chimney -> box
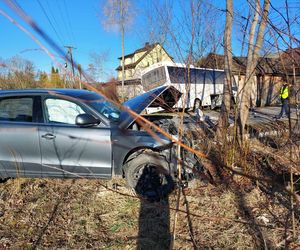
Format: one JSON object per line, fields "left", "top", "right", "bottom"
{"left": 145, "top": 42, "right": 150, "bottom": 47}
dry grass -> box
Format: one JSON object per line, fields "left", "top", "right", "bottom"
{"left": 0, "top": 173, "right": 299, "bottom": 249}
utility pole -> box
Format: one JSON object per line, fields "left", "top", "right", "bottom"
{"left": 64, "top": 45, "right": 76, "bottom": 80}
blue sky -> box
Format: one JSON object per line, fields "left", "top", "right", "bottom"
{"left": 0, "top": 0, "right": 298, "bottom": 81}
{"left": 0, "top": 0, "right": 169, "bottom": 80}
{"left": 0, "top": 0, "right": 127, "bottom": 79}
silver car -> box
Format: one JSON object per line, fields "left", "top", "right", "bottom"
{"left": 0, "top": 86, "right": 182, "bottom": 197}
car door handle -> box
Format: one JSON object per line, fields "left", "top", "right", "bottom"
{"left": 41, "top": 133, "right": 56, "bottom": 140}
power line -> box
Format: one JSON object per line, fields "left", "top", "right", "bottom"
{"left": 36, "top": 0, "right": 64, "bottom": 47}
{"left": 63, "top": 0, "right": 76, "bottom": 47}
{"left": 44, "top": 0, "right": 67, "bottom": 46}
{"left": 56, "top": 0, "right": 73, "bottom": 45}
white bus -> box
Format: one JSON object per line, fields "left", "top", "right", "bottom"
{"left": 141, "top": 62, "right": 237, "bottom": 111}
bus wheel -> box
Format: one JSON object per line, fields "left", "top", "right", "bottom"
{"left": 193, "top": 99, "right": 202, "bottom": 112}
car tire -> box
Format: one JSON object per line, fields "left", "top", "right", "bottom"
{"left": 124, "top": 152, "right": 175, "bottom": 201}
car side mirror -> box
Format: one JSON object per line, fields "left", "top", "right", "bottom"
{"left": 75, "top": 114, "right": 100, "bottom": 127}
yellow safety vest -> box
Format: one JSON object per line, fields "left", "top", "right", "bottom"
{"left": 280, "top": 85, "right": 289, "bottom": 99}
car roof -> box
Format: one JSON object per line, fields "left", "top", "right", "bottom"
{"left": 0, "top": 88, "right": 97, "bottom": 98}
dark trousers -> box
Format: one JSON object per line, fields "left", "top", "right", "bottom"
{"left": 278, "top": 98, "right": 289, "bottom": 118}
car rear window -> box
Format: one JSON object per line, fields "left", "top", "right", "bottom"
{"left": 0, "top": 97, "right": 33, "bottom": 122}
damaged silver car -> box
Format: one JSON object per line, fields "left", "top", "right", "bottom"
{"left": 0, "top": 86, "right": 186, "bottom": 198}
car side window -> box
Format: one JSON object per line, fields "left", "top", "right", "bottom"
{"left": 0, "top": 97, "right": 33, "bottom": 122}
{"left": 44, "top": 98, "right": 86, "bottom": 125}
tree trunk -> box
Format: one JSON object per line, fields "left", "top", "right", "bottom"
{"left": 217, "top": 0, "right": 233, "bottom": 137}
{"left": 238, "top": 0, "right": 270, "bottom": 140}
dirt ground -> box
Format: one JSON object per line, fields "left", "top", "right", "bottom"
{"left": 0, "top": 174, "right": 299, "bottom": 249}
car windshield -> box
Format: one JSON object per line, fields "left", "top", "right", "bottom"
{"left": 89, "top": 100, "right": 120, "bottom": 121}
{"left": 77, "top": 92, "right": 121, "bottom": 121}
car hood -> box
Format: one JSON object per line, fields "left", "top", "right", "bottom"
{"left": 118, "top": 85, "right": 181, "bottom": 129}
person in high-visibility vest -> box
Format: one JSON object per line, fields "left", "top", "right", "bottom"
{"left": 275, "top": 82, "right": 289, "bottom": 119}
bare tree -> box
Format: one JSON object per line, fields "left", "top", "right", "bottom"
{"left": 217, "top": 0, "right": 233, "bottom": 136}
{"left": 141, "top": 0, "right": 223, "bottom": 65}
{"left": 87, "top": 51, "right": 109, "bottom": 82}
{"left": 140, "top": 0, "right": 173, "bottom": 46}
{"left": 237, "top": 0, "right": 270, "bottom": 140}
{"left": 101, "top": 0, "right": 134, "bottom": 101}
{"left": 77, "top": 63, "right": 82, "bottom": 89}
{"left": 0, "top": 56, "right": 37, "bottom": 89}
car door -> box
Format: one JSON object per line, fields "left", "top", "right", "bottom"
{"left": 38, "top": 96, "right": 112, "bottom": 178}
{"left": 0, "top": 95, "right": 41, "bottom": 178}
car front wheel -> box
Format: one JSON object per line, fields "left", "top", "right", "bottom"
{"left": 124, "top": 152, "right": 175, "bottom": 201}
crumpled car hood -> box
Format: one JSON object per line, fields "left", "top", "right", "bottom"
{"left": 118, "top": 85, "right": 181, "bottom": 129}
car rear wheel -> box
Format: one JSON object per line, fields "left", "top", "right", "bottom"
{"left": 124, "top": 152, "right": 175, "bottom": 201}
